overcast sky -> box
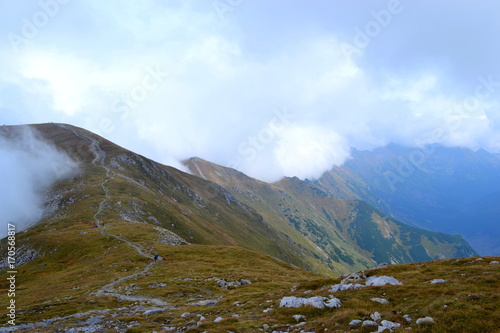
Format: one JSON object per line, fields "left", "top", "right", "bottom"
{"left": 1, "top": 0, "right": 500, "bottom": 182}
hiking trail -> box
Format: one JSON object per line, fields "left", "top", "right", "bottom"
{"left": 57, "top": 124, "right": 167, "bottom": 306}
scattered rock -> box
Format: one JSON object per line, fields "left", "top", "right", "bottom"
{"left": 362, "top": 320, "right": 378, "bottom": 327}
{"left": 188, "top": 299, "right": 219, "bottom": 306}
{"left": 366, "top": 276, "right": 402, "bottom": 287}
{"left": 67, "top": 326, "right": 103, "bottom": 333}
{"left": 279, "top": 296, "right": 342, "bottom": 309}
{"left": 468, "top": 294, "right": 483, "bottom": 301}
{"left": 154, "top": 226, "right": 189, "bottom": 245}
{"left": 341, "top": 271, "right": 367, "bottom": 284}
{"left": 349, "top": 319, "right": 362, "bottom": 326}
{"left": 85, "top": 316, "right": 104, "bottom": 325}
{"left": 0, "top": 243, "right": 43, "bottom": 270}
{"left": 371, "top": 297, "right": 390, "bottom": 304}
{"left": 325, "top": 297, "right": 342, "bottom": 308}
{"left": 214, "top": 278, "right": 252, "bottom": 289}
{"left": 376, "top": 262, "right": 390, "bottom": 268}
{"left": 404, "top": 314, "right": 412, "bottom": 323}
{"left": 490, "top": 261, "right": 499, "bottom": 264}
{"left": 293, "top": 315, "right": 306, "bottom": 322}
{"left": 143, "top": 308, "right": 163, "bottom": 316}
{"left": 371, "top": 311, "right": 382, "bottom": 321}
{"left": 214, "top": 317, "right": 223, "bottom": 323}
{"left": 429, "top": 279, "right": 446, "bottom": 284}
{"left": 416, "top": 317, "right": 435, "bottom": 325}
{"left": 380, "top": 320, "right": 401, "bottom": 330}
{"left": 329, "top": 283, "right": 365, "bottom": 292}
{"left": 180, "top": 312, "right": 190, "bottom": 318}
{"left": 263, "top": 324, "right": 270, "bottom": 329}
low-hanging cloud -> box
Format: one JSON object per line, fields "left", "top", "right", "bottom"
{"left": 0, "top": 126, "right": 79, "bottom": 238}
{"left": 1, "top": 1, "right": 500, "bottom": 183}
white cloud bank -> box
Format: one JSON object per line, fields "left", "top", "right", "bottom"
{"left": 0, "top": 1, "right": 500, "bottom": 182}
{"left": 0, "top": 127, "right": 79, "bottom": 237}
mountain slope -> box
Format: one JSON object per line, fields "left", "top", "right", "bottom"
{"left": 313, "top": 144, "right": 500, "bottom": 255}
{"left": 1, "top": 124, "right": 475, "bottom": 278}
{"left": 184, "top": 157, "right": 475, "bottom": 270}
{"left": 0, "top": 123, "right": 322, "bottom": 273}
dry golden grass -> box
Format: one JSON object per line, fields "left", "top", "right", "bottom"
{"left": 1, "top": 217, "right": 498, "bottom": 332}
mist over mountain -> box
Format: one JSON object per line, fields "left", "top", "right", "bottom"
{"left": 0, "top": 126, "right": 79, "bottom": 238}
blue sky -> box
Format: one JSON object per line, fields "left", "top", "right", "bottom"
{"left": 1, "top": 0, "right": 500, "bottom": 181}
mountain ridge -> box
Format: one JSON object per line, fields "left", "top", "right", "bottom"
{"left": 2, "top": 123, "right": 497, "bottom": 333}
{"left": 311, "top": 144, "right": 500, "bottom": 255}
{"left": 183, "top": 155, "right": 475, "bottom": 268}
{"left": 1, "top": 123, "right": 476, "bottom": 277}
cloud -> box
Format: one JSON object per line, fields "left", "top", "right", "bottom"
{"left": 275, "top": 125, "right": 351, "bottom": 180}
{"left": 0, "top": 126, "right": 79, "bottom": 237}
{"left": 1, "top": 1, "right": 500, "bottom": 182}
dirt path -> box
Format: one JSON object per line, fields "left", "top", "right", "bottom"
{"left": 58, "top": 125, "right": 166, "bottom": 306}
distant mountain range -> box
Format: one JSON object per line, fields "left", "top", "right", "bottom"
{"left": 0, "top": 123, "right": 475, "bottom": 277}
{"left": 312, "top": 144, "right": 500, "bottom": 256}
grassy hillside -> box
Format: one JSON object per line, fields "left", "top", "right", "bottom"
{"left": 26, "top": 123, "right": 323, "bottom": 273}
{"left": 0, "top": 216, "right": 498, "bottom": 332}
{"left": 184, "top": 157, "right": 476, "bottom": 272}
